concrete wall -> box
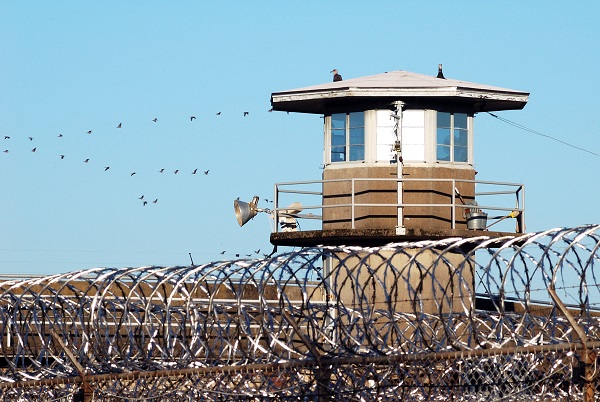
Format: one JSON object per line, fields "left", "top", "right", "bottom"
{"left": 322, "top": 165, "right": 476, "bottom": 231}
{"left": 327, "top": 248, "right": 474, "bottom": 350}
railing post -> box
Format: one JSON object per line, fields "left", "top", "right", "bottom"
{"left": 274, "top": 183, "right": 279, "bottom": 233}
{"left": 451, "top": 179, "right": 456, "bottom": 230}
{"left": 351, "top": 179, "right": 355, "bottom": 229}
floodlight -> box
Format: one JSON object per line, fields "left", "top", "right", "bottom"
{"left": 234, "top": 196, "right": 303, "bottom": 232}
{"left": 234, "top": 196, "right": 260, "bottom": 227}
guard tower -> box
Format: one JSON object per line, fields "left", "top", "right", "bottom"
{"left": 267, "top": 66, "right": 529, "bottom": 247}
{"left": 234, "top": 67, "right": 529, "bottom": 320}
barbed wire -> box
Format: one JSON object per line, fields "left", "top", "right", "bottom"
{"left": 1, "top": 224, "right": 600, "bottom": 400}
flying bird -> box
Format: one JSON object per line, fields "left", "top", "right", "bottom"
{"left": 216, "top": 112, "right": 221, "bottom": 115}
{"left": 331, "top": 69, "right": 342, "bottom": 82}
{"left": 3, "top": 150, "right": 8, "bottom": 153}
{"left": 60, "top": 154, "right": 65, "bottom": 159}
{"left": 117, "top": 123, "right": 122, "bottom": 128}
{"left": 31, "top": 147, "right": 36, "bottom": 152}
{"left": 268, "top": 108, "right": 273, "bottom": 112}
{"left": 86, "top": 130, "right": 92, "bottom": 134}
{"left": 83, "top": 158, "right": 90, "bottom": 163}
{"left": 220, "top": 251, "right": 226, "bottom": 255}
{"left": 152, "top": 118, "right": 158, "bottom": 122}
{"left": 143, "top": 201, "right": 148, "bottom": 206}
{"left": 130, "top": 172, "right": 136, "bottom": 176}
{"left": 58, "top": 133, "right": 63, "bottom": 138}
{"left": 254, "top": 249, "right": 260, "bottom": 254}
{"left": 3, "top": 136, "right": 9, "bottom": 140}
{"left": 192, "top": 168, "right": 197, "bottom": 174}
{"left": 104, "top": 166, "right": 110, "bottom": 171}
{"left": 138, "top": 195, "right": 144, "bottom": 200}
{"left": 152, "top": 199, "right": 158, "bottom": 204}
{"left": 28, "top": 137, "right": 33, "bottom": 141}
{"left": 243, "top": 112, "right": 249, "bottom": 116}
{"left": 159, "top": 168, "right": 165, "bottom": 173}
{"left": 204, "top": 170, "right": 209, "bottom": 175}
{"left": 190, "top": 116, "right": 196, "bottom": 121}
{"left": 174, "top": 169, "right": 179, "bottom": 174}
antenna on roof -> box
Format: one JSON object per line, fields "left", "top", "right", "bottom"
{"left": 437, "top": 64, "right": 445, "bottom": 79}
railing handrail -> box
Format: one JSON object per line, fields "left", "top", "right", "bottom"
{"left": 273, "top": 178, "right": 525, "bottom": 234}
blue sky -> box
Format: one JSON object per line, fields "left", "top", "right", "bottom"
{"left": 1, "top": 2, "right": 599, "bottom": 274}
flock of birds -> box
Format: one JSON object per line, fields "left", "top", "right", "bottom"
{"left": 1, "top": 109, "right": 282, "bottom": 259}
{"left": 2, "top": 70, "right": 343, "bottom": 260}
{"left": 2, "top": 118, "right": 216, "bottom": 207}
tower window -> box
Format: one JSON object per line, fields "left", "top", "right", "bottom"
{"left": 436, "top": 112, "right": 469, "bottom": 163}
{"left": 330, "top": 112, "right": 364, "bottom": 162}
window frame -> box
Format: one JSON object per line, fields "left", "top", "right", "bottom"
{"left": 325, "top": 111, "right": 365, "bottom": 164}
{"left": 435, "top": 111, "right": 472, "bottom": 164}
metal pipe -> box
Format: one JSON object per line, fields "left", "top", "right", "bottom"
{"left": 392, "top": 101, "right": 405, "bottom": 235}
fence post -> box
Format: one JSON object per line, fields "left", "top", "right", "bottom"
{"left": 548, "top": 287, "right": 596, "bottom": 401}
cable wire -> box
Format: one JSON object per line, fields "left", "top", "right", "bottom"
{"left": 487, "top": 112, "right": 600, "bottom": 158}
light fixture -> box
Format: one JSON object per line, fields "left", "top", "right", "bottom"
{"left": 234, "top": 196, "right": 262, "bottom": 227}
{"left": 234, "top": 196, "right": 303, "bottom": 232}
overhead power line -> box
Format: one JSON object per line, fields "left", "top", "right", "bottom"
{"left": 487, "top": 112, "right": 600, "bottom": 158}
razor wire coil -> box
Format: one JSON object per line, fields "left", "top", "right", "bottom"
{"left": 1, "top": 225, "right": 600, "bottom": 400}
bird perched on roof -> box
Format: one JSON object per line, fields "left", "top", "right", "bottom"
{"left": 331, "top": 69, "right": 342, "bottom": 82}
{"left": 436, "top": 64, "right": 445, "bottom": 79}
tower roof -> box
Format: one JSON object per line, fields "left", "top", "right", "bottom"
{"left": 271, "top": 70, "right": 529, "bottom": 114}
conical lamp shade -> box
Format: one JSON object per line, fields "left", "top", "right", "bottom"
{"left": 234, "top": 199, "right": 257, "bottom": 227}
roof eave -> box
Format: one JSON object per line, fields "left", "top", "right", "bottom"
{"left": 271, "top": 87, "right": 529, "bottom": 114}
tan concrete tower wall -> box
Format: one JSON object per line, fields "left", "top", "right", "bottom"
{"left": 326, "top": 248, "right": 474, "bottom": 349}
{"left": 322, "top": 165, "right": 476, "bottom": 231}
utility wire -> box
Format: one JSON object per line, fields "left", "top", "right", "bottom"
{"left": 487, "top": 112, "right": 600, "bottom": 158}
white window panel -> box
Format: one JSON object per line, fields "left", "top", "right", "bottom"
{"left": 377, "top": 143, "right": 396, "bottom": 161}
{"left": 402, "top": 126, "right": 425, "bottom": 145}
{"left": 402, "top": 110, "right": 425, "bottom": 128}
{"left": 403, "top": 144, "right": 425, "bottom": 161}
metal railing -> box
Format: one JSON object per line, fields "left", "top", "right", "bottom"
{"left": 273, "top": 177, "right": 525, "bottom": 233}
